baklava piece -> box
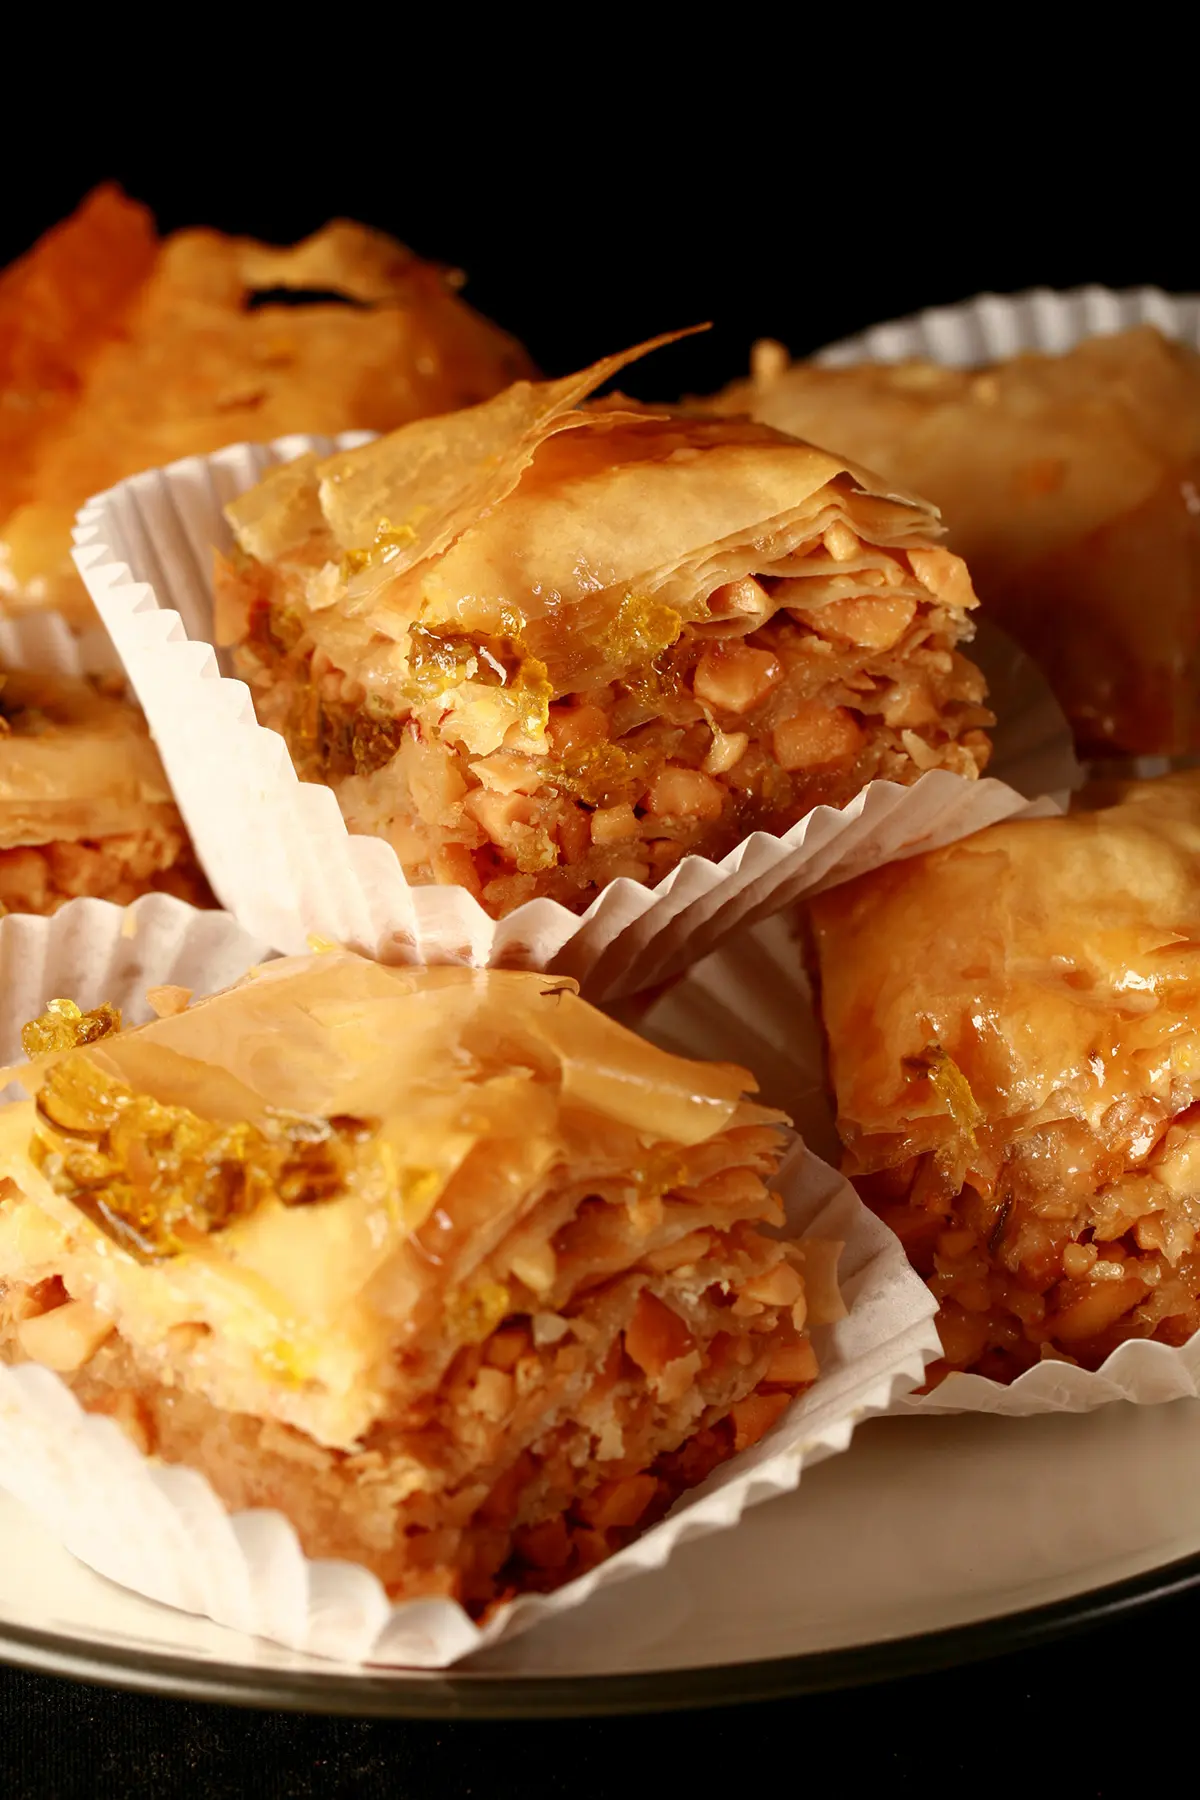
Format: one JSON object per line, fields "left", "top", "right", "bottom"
{"left": 0, "top": 954, "right": 839, "bottom": 1612}
{"left": 0, "top": 667, "right": 207, "bottom": 914}
{"left": 219, "top": 344, "right": 991, "bottom": 919}
{"left": 810, "top": 772, "right": 1200, "bottom": 1384}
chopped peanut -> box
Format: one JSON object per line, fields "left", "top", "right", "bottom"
{"left": 508, "top": 1242, "right": 557, "bottom": 1294}
{"left": 555, "top": 803, "right": 591, "bottom": 864}
{"left": 575, "top": 1474, "right": 660, "bottom": 1531}
{"left": 470, "top": 752, "right": 543, "bottom": 795}
{"left": 685, "top": 1168, "right": 768, "bottom": 1210}
{"left": 794, "top": 593, "right": 918, "bottom": 651}
{"left": 465, "top": 788, "right": 539, "bottom": 847}
{"left": 1052, "top": 1276, "right": 1147, "bottom": 1344}
{"left": 643, "top": 1230, "right": 715, "bottom": 1272}
{"left": 693, "top": 645, "right": 783, "bottom": 715}
{"left": 763, "top": 1338, "right": 820, "bottom": 1386}
{"left": 469, "top": 1367, "right": 515, "bottom": 1421}
{"left": 740, "top": 1261, "right": 804, "bottom": 1308}
{"left": 881, "top": 676, "right": 939, "bottom": 729}
{"left": 646, "top": 766, "right": 725, "bottom": 822}
{"left": 656, "top": 1348, "right": 703, "bottom": 1405}
{"left": 591, "top": 802, "right": 640, "bottom": 845}
{"left": 18, "top": 1298, "right": 114, "bottom": 1372}
{"left": 730, "top": 1389, "right": 791, "bottom": 1452}
{"left": 403, "top": 732, "right": 469, "bottom": 826}
{"left": 907, "top": 547, "right": 978, "bottom": 611}
{"left": 1061, "top": 1243, "right": 1099, "bottom": 1279}
{"left": 624, "top": 1290, "right": 696, "bottom": 1377}
{"left": 702, "top": 727, "right": 749, "bottom": 776}
{"left": 822, "top": 520, "right": 860, "bottom": 563}
{"left": 731, "top": 1293, "right": 765, "bottom": 1318}
{"left": 571, "top": 1527, "right": 612, "bottom": 1572}
{"left": 547, "top": 704, "right": 611, "bottom": 757}
{"left": 145, "top": 984, "right": 192, "bottom": 1019}
{"left": 900, "top": 730, "right": 942, "bottom": 771}
{"left": 484, "top": 1325, "right": 532, "bottom": 1371}
{"left": 773, "top": 703, "right": 864, "bottom": 771}
{"left": 707, "top": 577, "right": 771, "bottom": 619}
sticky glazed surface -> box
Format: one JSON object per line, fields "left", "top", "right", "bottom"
{"left": 0, "top": 955, "right": 839, "bottom": 1610}
{"left": 0, "top": 667, "right": 208, "bottom": 914}
{"left": 220, "top": 353, "right": 991, "bottom": 920}
{"left": 810, "top": 772, "right": 1200, "bottom": 1386}
{"left": 711, "top": 328, "right": 1200, "bottom": 758}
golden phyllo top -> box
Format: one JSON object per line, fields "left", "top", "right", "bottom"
{"left": 219, "top": 336, "right": 975, "bottom": 753}
{"left": 0, "top": 955, "right": 781, "bottom": 1447}
{"left": 810, "top": 772, "right": 1200, "bottom": 1169}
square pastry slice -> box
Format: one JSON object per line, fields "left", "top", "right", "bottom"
{"left": 218, "top": 341, "right": 992, "bottom": 920}
{"left": 0, "top": 955, "right": 837, "bottom": 1612}
{"left": 810, "top": 772, "right": 1200, "bottom": 1385}
{"left": 0, "top": 667, "right": 206, "bottom": 914}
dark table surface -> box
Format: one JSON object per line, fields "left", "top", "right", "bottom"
{"left": 0, "top": 1590, "right": 1188, "bottom": 1799}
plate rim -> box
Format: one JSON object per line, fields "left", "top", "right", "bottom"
{"left": 3, "top": 1548, "right": 1199, "bottom": 1719}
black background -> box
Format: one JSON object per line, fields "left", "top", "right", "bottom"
{"left": 3, "top": 84, "right": 1195, "bottom": 406}
{"left": 2, "top": 60, "right": 1197, "bottom": 1797}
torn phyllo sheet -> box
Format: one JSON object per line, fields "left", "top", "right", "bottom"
{"left": 0, "top": 953, "right": 840, "bottom": 1614}
{"left": 809, "top": 770, "right": 1200, "bottom": 1388}
{"left": 218, "top": 336, "right": 992, "bottom": 921}
{"left": 0, "top": 666, "right": 208, "bottom": 914}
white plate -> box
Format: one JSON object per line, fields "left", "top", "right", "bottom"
{"left": 2, "top": 1398, "right": 1198, "bottom": 1715}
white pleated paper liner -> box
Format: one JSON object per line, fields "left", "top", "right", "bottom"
{"left": 815, "top": 284, "right": 1200, "bottom": 368}
{"left": 0, "top": 609, "right": 119, "bottom": 681}
{"left": 636, "top": 911, "right": 1200, "bottom": 1419}
{"left": 0, "top": 898, "right": 940, "bottom": 1667}
{"left": 0, "top": 891, "right": 273, "bottom": 1068}
{"left": 71, "top": 433, "right": 1075, "bottom": 1004}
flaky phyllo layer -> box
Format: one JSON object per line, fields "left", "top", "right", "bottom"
{"left": 810, "top": 772, "right": 1200, "bottom": 1386}
{"left": 218, "top": 338, "right": 992, "bottom": 920}
{"left": 0, "top": 956, "right": 839, "bottom": 1610}
{"left": 0, "top": 666, "right": 205, "bottom": 914}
